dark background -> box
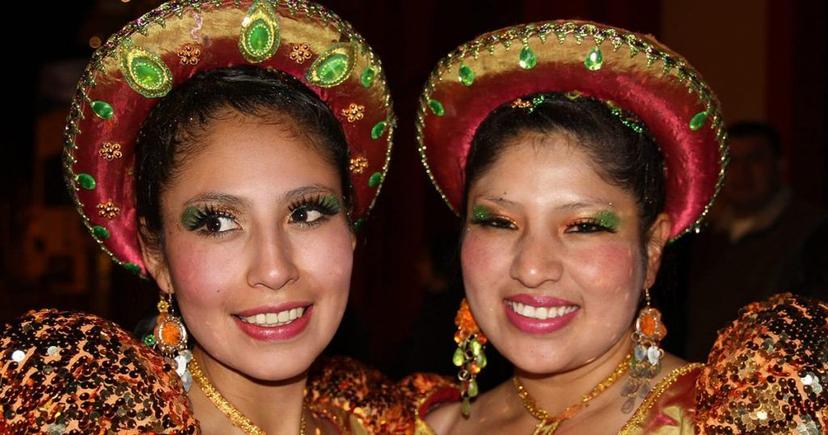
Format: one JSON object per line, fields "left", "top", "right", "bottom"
{"left": 1, "top": 0, "right": 825, "bottom": 387}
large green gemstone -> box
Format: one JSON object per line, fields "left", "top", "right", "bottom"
{"left": 428, "top": 99, "right": 445, "bottom": 116}
{"left": 584, "top": 47, "right": 604, "bottom": 71}
{"left": 459, "top": 63, "right": 475, "bottom": 86}
{"left": 247, "top": 20, "right": 271, "bottom": 54}
{"left": 132, "top": 57, "right": 165, "bottom": 90}
{"left": 690, "top": 111, "right": 708, "bottom": 131}
{"left": 371, "top": 120, "right": 387, "bottom": 140}
{"left": 519, "top": 46, "right": 537, "bottom": 70}
{"left": 368, "top": 172, "right": 383, "bottom": 188}
{"left": 123, "top": 263, "right": 141, "bottom": 274}
{"left": 307, "top": 43, "right": 355, "bottom": 88}
{"left": 360, "top": 67, "right": 376, "bottom": 88}
{"left": 76, "top": 173, "right": 96, "bottom": 190}
{"left": 119, "top": 43, "right": 173, "bottom": 98}
{"left": 91, "top": 101, "right": 114, "bottom": 120}
{"left": 239, "top": 0, "right": 280, "bottom": 63}
{"left": 92, "top": 225, "right": 110, "bottom": 240}
{"left": 317, "top": 54, "right": 348, "bottom": 84}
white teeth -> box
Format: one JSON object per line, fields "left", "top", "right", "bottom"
{"left": 508, "top": 301, "right": 577, "bottom": 320}
{"left": 536, "top": 307, "right": 548, "bottom": 320}
{"left": 241, "top": 307, "right": 306, "bottom": 327}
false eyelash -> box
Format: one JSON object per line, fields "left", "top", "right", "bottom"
{"left": 288, "top": 194, "right": 341, "bottom": 216}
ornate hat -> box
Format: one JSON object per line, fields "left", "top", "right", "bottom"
{"left": 417, "top": 21, "right": 727, "bottom": 240}
{"left": 64, "top": 0, "right": 394, "bottom": 275}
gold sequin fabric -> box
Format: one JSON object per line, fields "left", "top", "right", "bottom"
{"left": 307, "top": 356, "right": 454, "bottom": 433}
{"left": 696, "top": 293, "right": 828, "bottom": 434}
{"left": 0, "top": 309, "right": 198, "bottom": 434}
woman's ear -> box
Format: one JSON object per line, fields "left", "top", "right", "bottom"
{"left": 138, "top": 218, "right": 173, "bottom": 294}
{"left": 643, "top": 213, "right": 672, "bottom": 289}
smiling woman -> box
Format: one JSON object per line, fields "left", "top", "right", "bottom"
{"left": 135, "top": 68, "right": 355, "bottom": 389}
{"left": 0, "top": 1, "right": 401, "bottom": 433}
{"left": 415, "top": 20, "right": 827, "bottom": 435}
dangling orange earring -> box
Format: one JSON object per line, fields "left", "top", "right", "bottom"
{"left": 452, "top": 298, "right": 488, "bottom": 417}
{"left": 144, "top": 292, "right": 192, "bottom": 390}
{"left": 622, "top": 287, "right": 667, "bottom": 413}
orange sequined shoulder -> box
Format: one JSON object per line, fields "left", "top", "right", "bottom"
{"left": 0, "top": 309, "right": 198, "bottom": 433}
{"left": 307, "top": 357, "right": 459, "bottom": 434}
{"left": 696, "top": 293, "right": 828, "bottom": 434}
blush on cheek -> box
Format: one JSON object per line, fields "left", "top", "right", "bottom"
{"left": 460, "top": 233, "right": 499, "bottom": 275}
{"left": 165, "top": 238, "right": 232, "bottom": 302}
{"left": 570, "top": 242, "right": 641, "bottom": 295}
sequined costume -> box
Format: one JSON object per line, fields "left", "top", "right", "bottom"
{"left": 410, "top": 294, "right": 827, "bottom": 434}
{"left": 0, "top": 310, "right": 455, "bottom": 434}
{"left": 0, "top": 310, "right": 199, "bottom": 434}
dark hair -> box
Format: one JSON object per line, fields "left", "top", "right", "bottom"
{"left": 465, "top": 93, "right": 666, "bottom": 240}
{"left": 135, "top": 65, "right": 350, "bottom": 249}
{"left": 727, "top": 121, "right": 782, "bottom": 157}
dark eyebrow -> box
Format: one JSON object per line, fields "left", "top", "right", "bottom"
{"left": 481, "top": 196, "right": 518, "bottom": 207}
{"left": 283, "top": 184, "right": 337, "bottom": 201}
{"left": 556, "top": 200, "right": 617, "bottom": 211}
{"left": 478, "top": 196, "right": 616, "bottom": 211}
{"left": 184, "top": 192, "right": 246, "bottom": 208}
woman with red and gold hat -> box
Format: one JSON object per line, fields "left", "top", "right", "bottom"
{"left": 415, "top": 21, "right": 827, "bottom": 434}
{"left": 0, "top": 1, "right": 417, "bottom": 433}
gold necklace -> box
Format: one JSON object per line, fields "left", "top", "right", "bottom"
{"left": 513, "top": 354, "right": 630, "bottom": 435}
{"left": 188, "top": 358, "right": 307, "bottom": 435}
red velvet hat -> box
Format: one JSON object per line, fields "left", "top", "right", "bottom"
{"left": 417, "top": 21, "right": 727, "bottom": 240}
{"left": 64, "top": 0, "right": 394, "bottom": 275}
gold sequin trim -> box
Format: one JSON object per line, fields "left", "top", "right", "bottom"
{"left": 290, "top": 43, "right": 313, "bottom": 64}
{"left": 177, "top": 43, "right": 201, "bottom": 65}
{"left": 349, "top": 156, "right": 369, "bottom": 174}
{"left": 96, "top": 201, "right": 120, "bottom": 219}
{"left": 618, "top": 363, "right": 703, "bottom": 434}
{"left": 341, "top": 103, "right": 366, "bottom": 123}
{"left": 99, "top": 142, "right": 123, "bottom": 160}
{"left": 511, "top": 98, "right": 532, "bottom": 109}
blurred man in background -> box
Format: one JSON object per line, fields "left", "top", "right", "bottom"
{"left": 684, "top": 122, "right": 825, "bottom": 360}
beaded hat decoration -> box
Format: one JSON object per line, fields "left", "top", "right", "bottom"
{"left": 64, "top": 0, "right": 395, "bottom": 276}
{"left": 417, "top": 21, "right": 727, "bottom": 240}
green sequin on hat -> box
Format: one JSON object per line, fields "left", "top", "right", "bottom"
{"left": 91, "top": 101, "right": 114, "bottom": 120}
{"left": 690, "top": 111, "right": 708, "bottom": 131}
{"left": 360, "top": 67, "right": 376, "bottom": 88}
{"left": 371, "top": 120, "right": 388, "bottom": 140}
{"left": 459, "top": 63, "right": 475, "bottom": 86}
{"left": 584, "top": 47, "right": 604, "bottom": 71}
{"left": 368, "top": 172, "right": 383, "bottom": 188}
{"left": 76, "top": 173, "right": 96, "bottom": 190}
{"left": 92, "top": 225, "right": 110, "bottom": 240}
{"left": 428, "top": 99, "right": 445, "bottom": 116}
{"left": 519, "top": 46, "right": 537, "bottom": 69}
